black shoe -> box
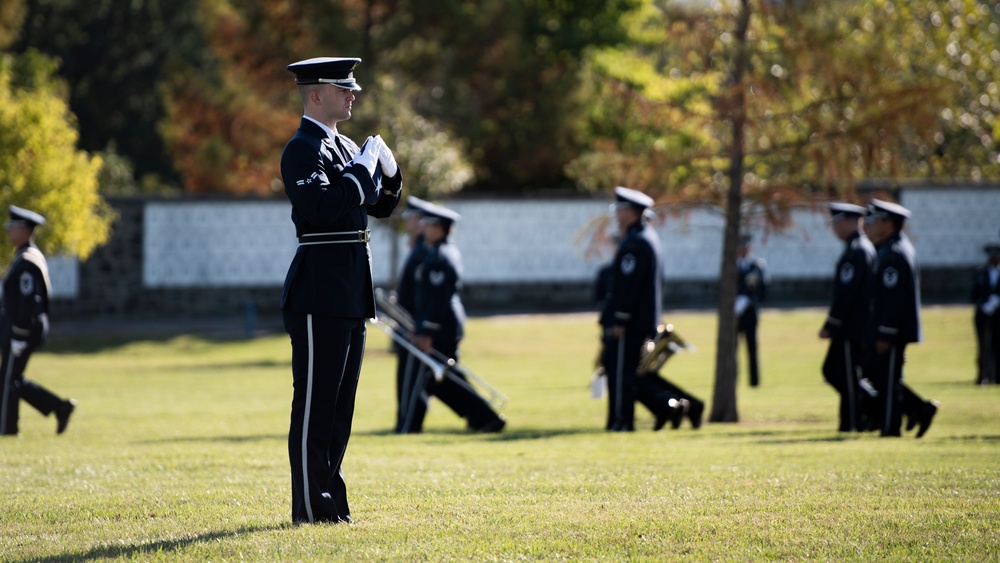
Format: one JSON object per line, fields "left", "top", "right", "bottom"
{"left": 905, "top": 412, "right": 918, "bottom": 432}
{"left": 56, "top": 399, "right": 76, "bottom": 435}
{"left": 478, "top": 417, "right": 506, "bottom": 433}
{"left": 688, "top": 400, "right": 704, "bottom": 429}
{"left": 916, "top": 401, "right": 938, "bottom": 438}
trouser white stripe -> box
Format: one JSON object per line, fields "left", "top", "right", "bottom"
{"left": 884, "top": 346, "right": 896, "bottom": 434}
{"left": 301, "top": 314, "right": 315, "bottom": 523}
{"left": 843, "top": 341, "right": 855, "bottom": 431}
{"left": 614, "top": 336, "right": 625, "bottom": 422}
{"left": 0, "top": 353, "right": 13, "bottom": 434}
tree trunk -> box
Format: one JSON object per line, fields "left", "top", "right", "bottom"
{"left": 709, "top": 0, "right": 751, "bottom": 424}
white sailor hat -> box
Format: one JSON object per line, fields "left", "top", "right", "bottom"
{"left": 419, "top": 201, "right": 461, "bottom": 227}
{"left": 403, "top": 196, "right": 431, "bottom": 218}
{"left": 6, "top": 205, "right": 45, "bottom": 229}
{"left": 287, "top": 57, "right": 362, "bottom": 91}
{"left": 828, "top": 202, "right": 867, "bottom": 221}
{"left": 866, "top": 199, "right": 911, "bottom": 223}
{"left": 611, "top": 186, "right": 654, "bottom": 210}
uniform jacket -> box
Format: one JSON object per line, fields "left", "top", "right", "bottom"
{"left": 1, "top": 243, "right": 51, "bottom": 346}
{"left": 737, "top": 255, "right": 769, "bottom": 314}
{"left": 971, "top": 264, "right": 1000, "bottom": 308}
{"left": 599, "top": 221, "right": 662, "bottom": 338}
{"left": 869, "top": 231, "right": 922, "bottom": 345}
{"left": 396, "top": 234, "right": 428, "bottom": 315}
{"left": 280, "top": 118, "right": 401, "bottom": 318}
{"left": 414, "top": 239, "right": 466, "bottom": 342}
{"left": 823, "top": 232, "right": 876, "bottom": 338}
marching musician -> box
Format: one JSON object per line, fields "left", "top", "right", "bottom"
{"left": 971, "top": 241, "right": 1000, "bottom": 384}
{"left": 819, "top": 203, "right": 876, "bottom": 432}
{"left": 862, "top": 199, "right": 937, "bottom": 437}
{"left": 280, "top": 56, "right": 401, "bottom": 524}
{"left": 406, "top": 202, "right": 505, "bottom": 433}
{"left": 598, "top": 187, "right": 662, "bottom": 432}
{"left": 634, "top": 324, "right": 705, "bottom": 430}
{"left": 736, "top": 234, "right": 768, "bottom": 387}
{"left": 0, "top": 206, "right": 75, "bottom": 436}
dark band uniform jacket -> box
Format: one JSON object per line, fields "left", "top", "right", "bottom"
{"left": 1, "top": 242, "right": 51, "bottom": 347}
{"left": 280, "top": 119, "right": 401, "bottom": 317}
{"left": 599, "top": 222, "right": 662, "bottom": 336}
{"left": 414, "top": 237, "right": 466, "bottom": 345}
{"left": 869, "top": 231, "right": 922, "bottom": 346}
{"left": 824, "top": 230, "right": 876, "bottom": 339}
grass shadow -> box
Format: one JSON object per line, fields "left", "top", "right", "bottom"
{"left": 14, "top": 523, "right": 291, "bottom": 563}
{"left": 354, "top": 426, "right": 603, "bottom": 441}
{"left": 134, "top": 433, "right": 286, "bottom": 445}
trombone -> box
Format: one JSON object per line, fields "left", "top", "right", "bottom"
{"left": 637, "top": 323, "right": 695, "bottom": 374}
{"left": 373, "top": 288, "right": 509, "bottom": 412}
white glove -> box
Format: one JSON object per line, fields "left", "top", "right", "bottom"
{"left": 376, "top": 135, "right": 398, "bottom": 177}
{"left": 734, "top": 295, "right": 751, "bottom": 316}
{"left": 982, "top": 294, "right": 1000, "bottom": 316}
{"left": 351, "top": 135, "right": 382, "bottom": 178}
{"left": 10, "top": 339, "right": 27, "bottom": 357}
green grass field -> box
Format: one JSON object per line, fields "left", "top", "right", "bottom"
{"left": 2, "top": 305, "right": 998, "bottom": 561}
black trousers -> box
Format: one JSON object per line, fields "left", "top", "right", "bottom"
{"left": 737, "top": 309, "right": 760, "bottom": 387}
{"left": 600, "top": 329, "right": 642, "bottom": 431}
{"left": 284, "top": 311, "right": 365, "bottom": 524}
{"left": 865, "top": 343, "right": 926, "bottom": 437}
{"left": 634, "top": 371, "right": 702, "bottom": 423}
{"left": 397, "top": 337, "right": 501, "bottom": 433}
{"left": 974, "top": 310, "right": 1000, "bottom": 384}
{"left": 822, "top": 337, "right": 867, "bottom": 431}
{"left": 1, "top": 339, "right": 62, "bottom": 436}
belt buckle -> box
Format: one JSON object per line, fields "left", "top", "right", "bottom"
{"left": 359, "top": 229, "right": 370, "bottom": 243}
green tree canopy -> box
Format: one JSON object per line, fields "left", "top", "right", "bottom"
{"left": 0, "top": 50, "right": 114, "bottom": 263}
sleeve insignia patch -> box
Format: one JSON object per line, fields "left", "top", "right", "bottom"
{"left": 882, "top": 267, "right": 898, "bottom": 288}
{"left": 839, "top": 263, "right": 854, "bottom": 284}
{"left": 621, "top": 254, "right": 636, "bottom": 275}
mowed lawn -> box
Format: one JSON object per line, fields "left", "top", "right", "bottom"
{"left": 1, "top": 305, "right": 997, "bottom": 561}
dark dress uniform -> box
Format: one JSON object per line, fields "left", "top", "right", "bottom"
{"left": 634, "top": 325, "right": 705, "bottom": 430}
{"left": 736, "top": 243, "right": 768, "bottom": 387}
{"left": 393, "top": 231, "right": 430, "bottom": 432}
{"left": 970, "top": 243, "right": 1000, "bottom": 384}
{"left": 864, "top": 200, "right": 936, "bottom": 438}
{"left": 0, "top": 207, "right": 74, "bottom": 436}
{"left": 281, "top": 57, "right": 401, "bottom": 524}
{"left": 405, "top": 205, "right": 504, "bottom": 433}
{"left": 600, "top": 187, "right": 662, "bottom": 432}
{"left": 821, "top": 204, "right": 877, "bottom": 432}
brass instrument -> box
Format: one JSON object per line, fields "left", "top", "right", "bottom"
{"left": 637, "top": 323, "right": 694, "bottom": 374}
{"left": 373, "top": 288, "right": 508, "bottom": 412}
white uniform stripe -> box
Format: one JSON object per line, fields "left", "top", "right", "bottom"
{"left": 0, "top": 352, "right": 14, "bottom": 434}
{"left": 301, "top": 314, "right": 316, "bottom": 523}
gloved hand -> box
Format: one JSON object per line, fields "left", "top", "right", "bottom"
{"left": 352, "top": 135, "right": 382, "bottom": 179}
{"left": 982, "top": 294, "right": 1000, "bottom": 316}
{"left": 376, "top": 135, "right": 398, "bottom": 177}
{"left": 10, "top": 339, "right": 27, "bottom": 357}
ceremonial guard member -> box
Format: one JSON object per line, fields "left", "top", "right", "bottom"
{"left": 405, "top": 202, "right": 505, "bottom": 433}
{"left": 280, "top": 57, "right": 402, "bottom": 524}
{"left": 971, "top": 241, "right": 1000, "bottom": 384}
{"left": 818, "top": 203, "right": 876, "bottom": 432}
{"left": 392, "top": 196, "right": 432, "bottom": 432}
{"left": 599, "top": 187, "right": 662, "bottom": 432}
{"left": 863, "top": 199, "right": 937, "bottom": 438}
{"left": 736, "top": 234, "right": 768, "bottom": 387}
{"left": 0, "top": 206, "right": 75, "bottom": 436}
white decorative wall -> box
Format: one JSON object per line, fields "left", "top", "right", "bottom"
{"left": 137, "top": 188, "right": 999, "bottom": 289}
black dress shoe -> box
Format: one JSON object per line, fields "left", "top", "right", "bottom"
{"left": 905, "top": 412, "right": 918, "bottom": 432}
{"left": 688, "top": 400, "right": 704, "bottom": 429}
{"left": 478, "top": 417, "right": 506, "bottom": 433}
{"left": 669, "top": 398, "right": 688, "bottom": 430}
{"left": 916, "top": 401, "right": 938, "bottom": 438}
{"left": 56, "top": 399, "right": 76, "bottom": 434}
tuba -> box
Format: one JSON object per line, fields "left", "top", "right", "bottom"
{"left": 637, "top": 323, "right": 694, "bottom": 374}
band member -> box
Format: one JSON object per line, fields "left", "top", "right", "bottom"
{"left": 971, "top": 242, "right": 1000, "bottom": 384}
{"left": 736, "top": 234, "right": 768, "bottom": 387}
{"left": 281, "top": 57, "right": 401, "bottom": 524}
{"left": 406, "top": 202, "right": 505, "bottom": 433}
{"left": 393, "top": 196, "right": 432, "bottom": 432}
{"left": 599, "top": 187, "right": 662, "bottom": 432}
{"left": 634, "top": 325, "right": 705, "bottom": 430}
{"left": 863, "top": 199, "right": 937, "bottom": 438}
{"left": 0, "top": 206, "right": 75, "bottom": 436}
{"left": 819, "top": 203, "right": 876, "bottom": 432}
